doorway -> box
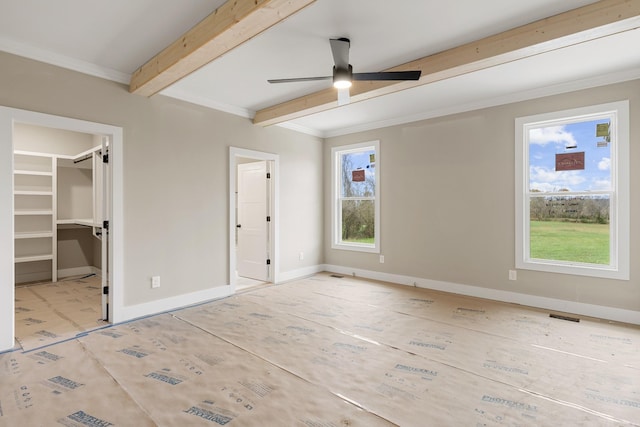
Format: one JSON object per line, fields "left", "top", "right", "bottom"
{"left": 229, "top": 148, "right": 279, "bottom": 292}
{"left": 0, "top": 107, "right": 123, "bottom": 352}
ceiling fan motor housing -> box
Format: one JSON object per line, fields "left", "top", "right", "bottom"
{"left": 333, "top": 64, "right": 353, "bottom": 88}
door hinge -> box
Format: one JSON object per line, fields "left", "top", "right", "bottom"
{"left": 103, "top": 220, "right": 109, "bottom": 230}
{"left": 266, "top": 259, "right": 271, "bottom": 265}
{"left": 266, "top": 216, "right": 271, "bottom": 222}
{"left": 266, "top": 172, "right": 271, "bottom": 179}
{"left": 103, "top": 286, "right": 109, "bottom": 295}
{"left": 103, "top": 153, "right": 109, "bottom": 163}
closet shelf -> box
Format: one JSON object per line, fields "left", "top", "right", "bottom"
{"left": 14, "top": 231, "right": 53, "bottom": 239}
{"left": 15, "top": 254, "right": 53, "bottom": 263}
{"left": 57, "top": 218, "right": 98, "bottom": 227}
{"left": 14, "top": 190, "right": 53, "bottom": 196}
{"left": 14, "top": 209, "right": 53, "bottom": 216}
{"left": 14, "top": 169, "right": 53, "bottom": 176}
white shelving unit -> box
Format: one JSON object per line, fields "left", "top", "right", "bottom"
{"left": 56, "top": 146, "right": 102, "bottom": 233}
{"left": 13, "top": 151, "right": 57, "bottom": 282}
{"left": 13, "top": 144, "right": 103, "bottom": 284}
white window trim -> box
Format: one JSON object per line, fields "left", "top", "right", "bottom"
{"left": 515, "top": 101, "right": 629, "bottom": 280}
{"left": 331, "top": 140, "right": 380, "bottom": 253}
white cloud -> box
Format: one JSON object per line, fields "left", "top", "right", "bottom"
{"left": 592, "top": 179, "right": 611, "bottom": 191}
{"left": 598, "top": 157, "right": 611, "bottom": 171}
{"left": 529, "top": 126, "right": 577, "bottom": 147}
{"left": 529, "top": 182, "right": 560, "bottom": 192}
{"left": 530, "top": 166, "right": 558, "bottom": 183}
{"left": 529, "top": 166, "right": 586, "bottom": 192}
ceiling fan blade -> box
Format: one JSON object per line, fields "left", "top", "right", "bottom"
{"left": 337, "top": 87, "right": 350, "bottom": 106}
{"left": 330, "top": 38, "right": 350, "bottom": 69}
{"left": 268, "top": 76, "right": 332, "bottom": 84}
{"left": 352, "top": 70, "right": 421, "bottom": 81}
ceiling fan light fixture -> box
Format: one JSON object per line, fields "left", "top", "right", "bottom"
{"left": 333, "top": 65, "right": 352, "bottom": 89}
{"left": 267, "top": 38, "right": 421, "bottom": 106}
{"left": 333, "top": 79, "right": 352, "bottom": 89}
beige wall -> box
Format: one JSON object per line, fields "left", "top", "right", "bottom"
{"left": 57, "top": 227, "right": 95, "bottom": 270}
{"left": 1, "top": 52, "right": 323, "bottom": 307}
{"left": 57, "top": 167, "right": 93, "bottom": 220}
{"left": 325, "top": 79, "right": 639, "bottom": 313}
{"left": 14, "top": 123, "right": 95, "bottom": 155}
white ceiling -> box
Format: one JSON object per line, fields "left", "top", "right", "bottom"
{"left": 2, "top": 0, "right": 640, "bottom": 137}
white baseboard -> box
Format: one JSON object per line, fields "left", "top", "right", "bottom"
{"left": 58, "top": 266, "right": 101, "bottom": 279}
{"left": 110, "top": 263, "right": 640, "bottom": 327}
{"left": 277, "top": 264, "right": 325, "bottom": 284}
{"left": 15, "top": 271, "right": 51, "bottom": 284}
{"left": 118, "top": 285, "right": 234, "bottom": 324}
{"left": 16, "top": 266, "right": 102, "bottom": 284}
{"left": 117, "top": 265, "right": 325, "bottom": 324}
{"left": 323, "top": 264, "right": 640, "bottom": 326}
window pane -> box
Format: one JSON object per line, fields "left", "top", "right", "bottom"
{"left": 341, "top": 199, "right": 375, "bottom": 244}
{"left": 529, "top": 195, "right": 610, "bottom": 265}
{"left": 341, "top": 149, "right": 375, "bottom": 197}
{"left": 529, "top": 119, "right": 611, "bottom": 193}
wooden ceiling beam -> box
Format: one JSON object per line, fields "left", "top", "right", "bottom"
{"left": 253, "top": 0, "right": 640, "bottom": 126}
{"left": 129, "top": 0, "right": 316, "bottom": 96}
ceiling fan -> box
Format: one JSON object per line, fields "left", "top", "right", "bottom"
{"left": 267, "top": 38, "right": 422, "bottom": 106}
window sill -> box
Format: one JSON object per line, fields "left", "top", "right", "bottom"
{"left": 332, "top": 242, "right": 379, "bottom": 254}
{"left": 516, "top": 259, "right": 628, "bottom": 280}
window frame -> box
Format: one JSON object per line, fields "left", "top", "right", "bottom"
{"left": 515, "top": 101, "right": 629, "bottom": 280}
{"left": 331, "top": 140, "right": 380, "bottom": 253}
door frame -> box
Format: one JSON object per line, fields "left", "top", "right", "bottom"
{"left": 0, "top": 107, "right": 124, "bottom": 352}
{"left": 229, "top": 147, "right": 279, "bottom": 290}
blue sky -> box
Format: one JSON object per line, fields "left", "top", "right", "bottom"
{"left": 529, "top": 118, "right": 611, "bottom": 192}
{"left": 345, "top": 150, "right": 375, "bottom": 170}
{"left": 342, "top": 149, "right": 375, "bottom": 197}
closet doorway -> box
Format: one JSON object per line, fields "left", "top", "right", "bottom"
{"left": 229, "top": 148, "right": 279, "bottom": 292}
{"left": 0, "top": 107, "right": 123, "bottom": 352}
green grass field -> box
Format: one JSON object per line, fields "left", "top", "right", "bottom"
{"left": 530, "top": 220, "right": 609, "bottom": 265}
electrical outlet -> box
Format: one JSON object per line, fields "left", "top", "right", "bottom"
{"left": 151, "top": 276, "right": 161, "bottom": 288}
{"left": 508, "top": 270, "right": 517, "bottom": 281}
{"left": 299, "top": 252, "right": 304, "bottom": 261}
{"left": 379, "top": 255, "right": 385, "bottom": 263}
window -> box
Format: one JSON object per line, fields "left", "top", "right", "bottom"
{"left": 515, "top": 101, "right": 629, "bottom": 280}
{"left": 332, "top": 141, "right": 380, "bottom": 253}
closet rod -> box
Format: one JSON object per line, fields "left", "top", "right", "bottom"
{"left": 73, "top": 154, "right": 92, "bottom": 164}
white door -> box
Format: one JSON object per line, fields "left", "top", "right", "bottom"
{"left": 237, "top": 161, "right": 269, "bottom": 281}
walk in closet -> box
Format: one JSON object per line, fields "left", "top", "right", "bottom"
{"left": 13, "top": 123, "right": 104, "bottom": 284}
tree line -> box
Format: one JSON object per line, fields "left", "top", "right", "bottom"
{"left": 530, "top": 192, "right": 609, "bottom": 224}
